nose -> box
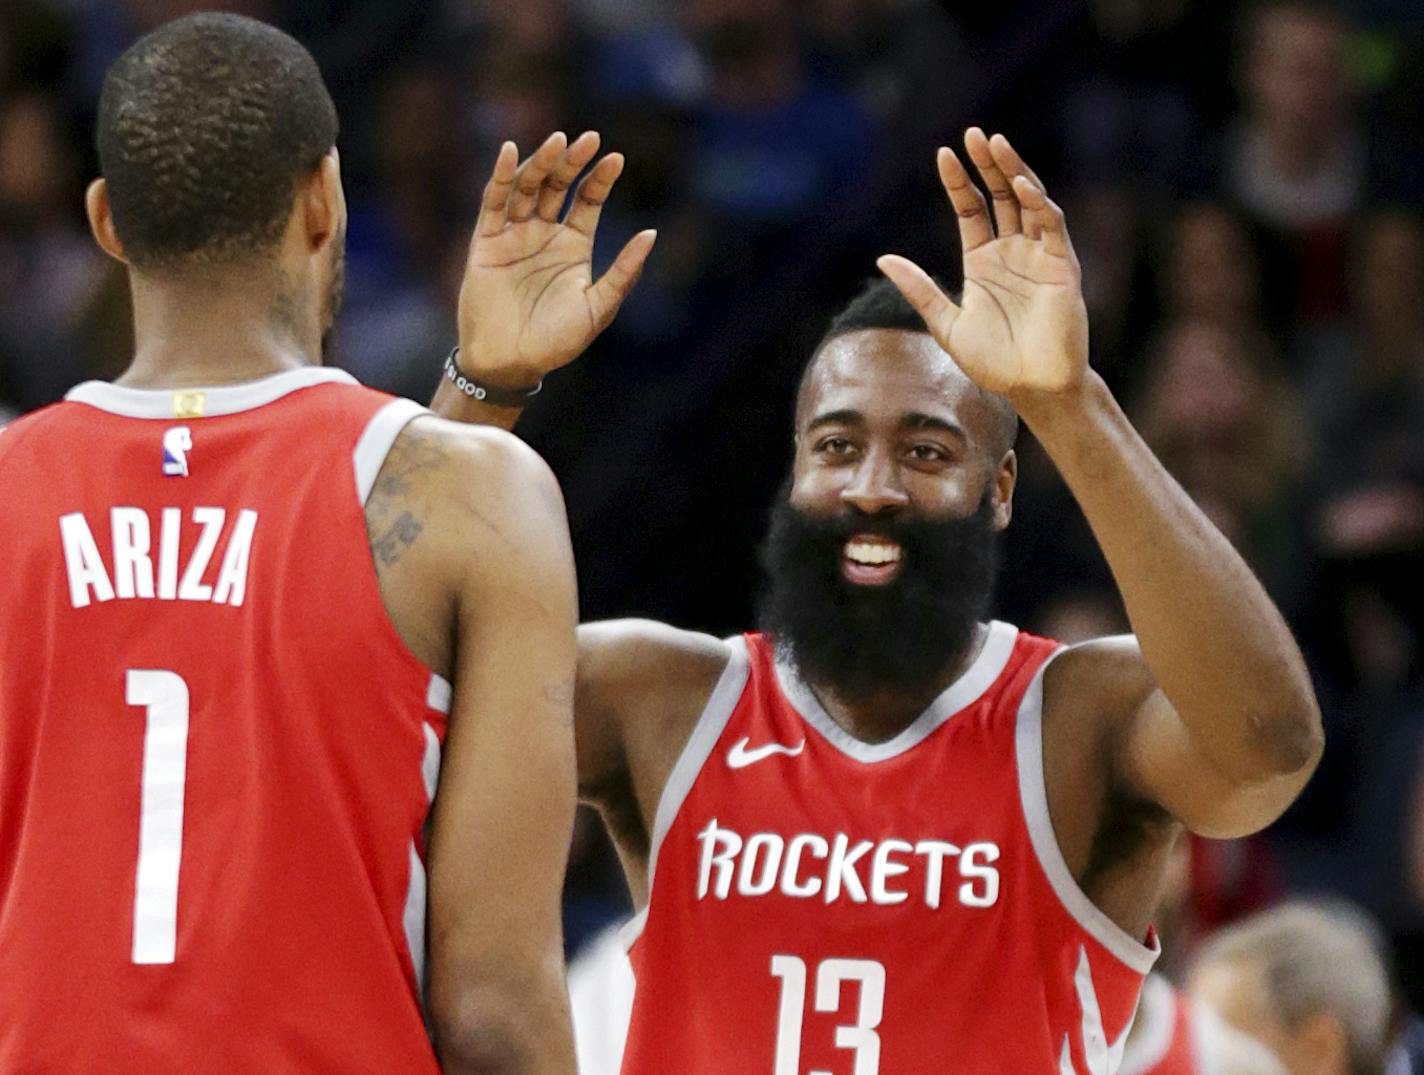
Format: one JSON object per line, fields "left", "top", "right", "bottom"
{"left": 840, "top": 450, "right": 909, "bottom": 515}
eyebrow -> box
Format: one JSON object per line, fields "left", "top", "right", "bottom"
{"left": 805, "top": 409, "right": 864, "bottom": 433}
{"left": 805, "top": 409, "right": 967, "bottom": 440}
{"left": 901, "top": 412, "right": 967, "bottom": 440}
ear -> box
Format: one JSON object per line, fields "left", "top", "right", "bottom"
{"left": 302, "top": 148, "right": 345, "bottom": 254}
{"left": 991, "top": 449, "right": 1017, "bottom": 530}
{"left": 85, "top": 179, "right": 128, "bottom": 264}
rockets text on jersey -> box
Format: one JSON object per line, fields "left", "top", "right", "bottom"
{"left": 622, "top": 624, "right": 1160, "bottom": 1075}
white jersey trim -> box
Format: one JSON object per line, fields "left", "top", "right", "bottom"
{"left": 773, "top": 620, "right": 1018, "bottom": 763}
{"left": 64, "top": 367, "right": 358, "bottom": 418}
{"left": 620, "top": 636, "right": 750, "bottom": 951}
{"left": 426, "top": 673, "right": 452, "bottom": 715}
{"left": 403, "top": 721, "right": 443, "bottom": 1006}
{"left": 354, "top": 398, "right": 430, "bottom": 504}
{"left": 1015, "top": 650, "right": 1161, "bottom": 975}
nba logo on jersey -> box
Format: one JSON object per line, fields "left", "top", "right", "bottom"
{"left": 162, "top": 427, "right": 192, "bottom": 477}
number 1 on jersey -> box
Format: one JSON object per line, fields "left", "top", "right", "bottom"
{"left": 771, "top": 954, "right": 885, "bottom": 1075}
{"left": 127, "top": 669, "right": 190, "bottom": 965}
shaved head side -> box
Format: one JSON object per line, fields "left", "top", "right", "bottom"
{"left": 797, "top": 278, "right": 1019, "bottom": 459}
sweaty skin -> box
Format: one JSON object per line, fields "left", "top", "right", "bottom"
{"left": 435, "top": 128, "right": 1322, "bottom": 950}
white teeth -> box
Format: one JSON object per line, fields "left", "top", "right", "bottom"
{"left": 845, "top": 541, "right": 902, "bottom": 566}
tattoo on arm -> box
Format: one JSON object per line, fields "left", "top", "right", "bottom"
{"left": 365, "top": 422, "right": 450, "bottom": 576}
{"left": 373, "top": 511, "right": 424, "bottom": 567}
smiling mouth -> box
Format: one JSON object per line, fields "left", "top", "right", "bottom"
{"left": 841, "top": 534, "right": 904, "bottom": 585}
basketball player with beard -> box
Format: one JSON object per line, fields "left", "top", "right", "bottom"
{"left": 437, "top": 128, "right": 1323, "bottom": 1072}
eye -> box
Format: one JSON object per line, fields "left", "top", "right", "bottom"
{"left": 907, "top": 443, "right": 949, "bottom": 464}
{"left": 815, "top": 436, "right": 857, "bottom": 457}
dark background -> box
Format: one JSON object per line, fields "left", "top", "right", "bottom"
{"left": 3, "top": 0, "right": 1424, "bottom": 1012}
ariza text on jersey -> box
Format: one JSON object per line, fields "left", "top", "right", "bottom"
{"left": 58, "top": 507, "right": 259, "bottom": 609}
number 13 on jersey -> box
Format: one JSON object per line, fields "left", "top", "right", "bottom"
{"left": 771, "top": 954, "right": 886, "bottom": 1075}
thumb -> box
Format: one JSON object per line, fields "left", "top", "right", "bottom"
{"left": 587, "top": 229, "right": 657, "bottom": 330}
{"left": 876, "top": 255, "right": 961, "bottom": 340}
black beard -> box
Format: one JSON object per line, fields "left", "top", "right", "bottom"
{"left": 757, "top": 488, "right": 1000, "bottom": 703}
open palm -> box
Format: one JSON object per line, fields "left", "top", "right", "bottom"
{"left": 879, "top": 129, "right": 1088, "bottom": 398}
{"left": 457, "top": 131, "right": 656, "bottom": 388}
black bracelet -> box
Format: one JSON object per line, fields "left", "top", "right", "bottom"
{"left": 443, "top": 347, "right": 543, "bottom": 406}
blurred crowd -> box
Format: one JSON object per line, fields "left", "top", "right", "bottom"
{"left": 4, "top": 0, "right": 1424, "bottom": 1039}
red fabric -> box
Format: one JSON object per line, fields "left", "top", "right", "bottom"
{"left": 624, "top": 629, "right": 1155, "bottom": 1073}
{"left": 0, "top": 382, "right": 444, "bottom": 1072}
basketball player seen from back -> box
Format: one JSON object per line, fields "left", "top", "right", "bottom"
{"left": 0, "top": 15, "right": 659, "bottom": 1074}
{"left": 439, "top": 128, "right": 1324, "bottom": 1072}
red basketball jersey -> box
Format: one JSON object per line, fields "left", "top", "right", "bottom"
{"left": 0, "top": 369, "right": 448, "bottom": 1072}
{"left": 623, "top": 625, "right": 1159, "bottom": 1074}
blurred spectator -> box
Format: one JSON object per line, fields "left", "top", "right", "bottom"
{"left": 684, "top": 0, "right": 876, "bottom": 231}
{"left": 337, "top": 65, "right": 466, "bottom": 396}
{"left": 1299, "top": 209, "right": 1424, "bottom": 495}
{"left": 1029, "top": 588, "right": 1129, "bottom": 648}
{"left": 1219, "top": 2, "right": 1420, "bottom": 325}
{"left": 1190, "top": 902, "right": 1394, "bottom": 1075}
{"left": 1067, "top": 183, "right": 1145, "bottom": 387}
{"left": 1133, "top": 319, "right": 1306, "bottom": 601}
{"left": 1159, "top": 203, "right": 1273, "bottom": 343}
{"left": 567, "top": 918, "right": 635, "bottom": 1075}
{"left": 0, "top": 89, "right": 107, "bottom": 410}
{"left": 1228, "top": 3, "right": 1361, "bottom": 231}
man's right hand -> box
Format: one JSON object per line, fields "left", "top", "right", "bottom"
{"left": 454, "top": 131, "right": 656, "bottom": 394}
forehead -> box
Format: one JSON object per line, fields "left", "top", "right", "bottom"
{"left": 799, "top": 329, "right": 987, "bottom": 435}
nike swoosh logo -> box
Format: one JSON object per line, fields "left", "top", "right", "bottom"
{"left": 726, "top": 736, "right": 806, "bottom": 769}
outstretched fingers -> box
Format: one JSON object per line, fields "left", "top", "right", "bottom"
{"left": 565, "top": 152, "right": 626, "bottom": 237}
{"left": 937, "top": 147, "right": 993, "bottom": 253}
{"left": 507, "top": 131, "right": 568, "bottom": 223}
{"left": 586, "top": 229, "right": 657, "bottom": 330}
{"left": 985, "top": 133, "right": 1053, "bottom": 240}
{"left": 537, "top": 130, "right": 601, "bottom": 223}
{"left": 476, "top": 141, "right": 520, "bottom": 238}
{"left": 876, "top": 254, "right": 961, "bottom": 339}
{"left": 1011, "top": 175, "right": 1074, "bottom": 261}
{"left": 965, "top": 127, "right": 1020, "bottom": 237}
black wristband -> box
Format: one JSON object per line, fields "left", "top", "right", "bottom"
{"left": 443, "top": 347, "right": 543, "bottom": 406}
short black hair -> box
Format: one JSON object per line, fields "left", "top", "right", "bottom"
{"left": 96, "top": 13, "right": 338, "bottom": 271}
{"left": 798, "top": 277, "right": 1019, "bottom": 457}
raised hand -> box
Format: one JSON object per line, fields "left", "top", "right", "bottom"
{"left": 877, "top": 128, "right": 1088, "bottom": 400}
{"left": 456, "top": 130, "right": 656, "bottom": 389}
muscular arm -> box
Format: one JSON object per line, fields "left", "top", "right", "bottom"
{"left": 1023, "top": 376, "right": 1321, "bottom": 837}
{"left": 878, "top": 131, "right": 1321, "bottom": 842}
{"left": 371, "top": 418, "right": 579, "bottom": 1074}
{"left": 573, "top": 620, "right": 731, "bottom": 904}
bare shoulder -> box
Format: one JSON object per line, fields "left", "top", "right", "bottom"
{"left": 1043, "top": 634, "right": 1154, "bottom": 712}
{"left": 578, "top": 619, "right": 733, "bottom": 698}
{"left": 364, "top": 415, "right": 569, "bottom": 680}
{"left": 377, "top": 415, "right": 561, "bottom": 511}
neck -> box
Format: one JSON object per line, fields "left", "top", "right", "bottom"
{"left": 116, "top": 262, "right": 321, "bottom": 390}
{"left": 805, "top": 622, "right": 989, "bottom": 744}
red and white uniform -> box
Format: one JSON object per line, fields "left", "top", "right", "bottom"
{"left": 624, "top": 625, "right": 1159, "bottom": 1074}
{"left": 0, "top": 369, "right": 447, "bottom": 1072}
{"left": 1120, "top": 975, "right": 1224, "bottom": 1075}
